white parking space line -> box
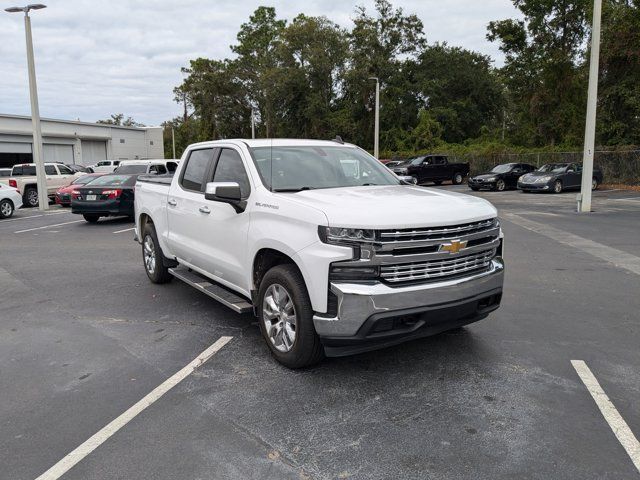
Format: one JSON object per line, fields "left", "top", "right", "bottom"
{"left": 14, "top": 220, "right": 84, "bottom": 234}
{"left": 505, "top": 213, "right": 640, "bottom": 276}
{"left": 571, "top": 360, "right": 640, "bottom": 473}
{"left": 35, "top": 336, "right": 233, "bottom": 480}
{"left": 113, "top": 227, "right": 135, "bottom": 234}
{"left": 0, "top": 211, "right": 71, "bottom": 223}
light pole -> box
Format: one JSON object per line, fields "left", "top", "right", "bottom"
{"left": 251, "top": 109, "right": 256, "bottom": 139}
{"left": 579, "top": 0, "right": 602, "bottom": 213}
{"left": 6, "top": 3, "right": 48, "bottom": 211}
{"left": 369, "top": 77, "right": 380, "bottom": 159}
{"left": 171, "top": 126, "right": 176, "bottom": 158}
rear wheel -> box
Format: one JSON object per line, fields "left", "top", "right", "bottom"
{"left": 83, "top": 214, "right": 100, "bottom": 223}
{"left": 142, "top": 223, "right": 172, "bottom": 284}
{"left": 452, "top": 172, "right": 464, "bottom": 185}
{"left": 553, "top": 180, "right": 563, "bottom": 193}
{"left": 0, "top": 199, "right": 14, "bottom": 219}
{"left": 258, "top": 264, "right": 324, "bottom": 369}
{"left": 495, "top": 179, "right": 506, "bottom": 191}
{"left": 24, "top": 187, "right": 38, "bottom": 208}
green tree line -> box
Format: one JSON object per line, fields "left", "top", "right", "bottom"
{"left": 163, "top": 0, "right": 640, "bottom": 159}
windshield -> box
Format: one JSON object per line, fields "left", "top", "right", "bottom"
{"left": 85, "top": 174, "right": 136, "bottom": 186}
{"left": 490, "top": 164, "right": 513, "bottom": 174}
{"left": 114, "top": 164, "right": 148, "bottom": 174}
{"left": 250, "top": 146, "right": 401, "bottom": 191}
{"left": 409, "top": 157, "right": 425, "bottom": 166}
{"left": 538, "top": 163, "right": 568, "bottom": 173}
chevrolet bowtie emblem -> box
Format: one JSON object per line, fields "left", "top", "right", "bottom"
{"left": 439, "top": 239, "right": 467, "bottom": 254}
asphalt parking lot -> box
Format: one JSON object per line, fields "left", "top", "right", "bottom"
{"left": 1, "top": 186, "right": 639, "bottom": 479}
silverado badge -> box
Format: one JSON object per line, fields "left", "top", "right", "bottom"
{"left": 439, "top": 239, "right": 467, "bottom": 254}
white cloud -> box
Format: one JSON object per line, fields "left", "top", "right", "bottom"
{"left": 0, "top": 0, "right": 521, "bottom": 125}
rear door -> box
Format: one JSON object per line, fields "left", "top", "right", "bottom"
{"left": 166, "top": 148, "right": 216, "bottom": 267}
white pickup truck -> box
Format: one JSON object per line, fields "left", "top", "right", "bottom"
{"left": 0, "top": 163, "right": 84, "bottom": 207}
{"left": 135, "top": 139, "right": 504, "bottom": 368}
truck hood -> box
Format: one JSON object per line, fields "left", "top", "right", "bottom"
{"left": 288, "top": 185, "right": 497, "bottom": 228}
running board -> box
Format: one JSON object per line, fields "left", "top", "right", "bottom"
{"left": 169, "top": 267, "right": 253, "bottom": 314}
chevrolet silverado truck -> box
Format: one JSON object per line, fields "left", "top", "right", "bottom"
{"left": 0, "top": 163, "right": 84, "bottom": 207}
{"left": 135, "top": 139, "right": 504, "bottom": 368}
{"left": 391, "top": 154, "right": 470, "bottom": 185}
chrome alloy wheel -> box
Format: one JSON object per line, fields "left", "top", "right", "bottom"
{"left": 592, "top": 178, "right": 598, "bottom": 190}
{"left": 143, "top": 235, "right": 156, "bottom": 275}
{"left": 27, "top": 189, "right": 38, "bottom": 207}
{"left": 262, "top": 284, "right": 297, "bottom": 352}
{"left": 0, "top": 201, "right": 12, "bottom": 217}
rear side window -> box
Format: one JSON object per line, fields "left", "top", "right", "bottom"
{"left": 213, "top": 149, "right": 251, "bottom": 198}
{"left": 181, "top": 149, "right": 212, "bottom": 191}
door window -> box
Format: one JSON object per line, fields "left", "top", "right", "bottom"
{"left": 212, "top": 149, "right": 251, "bottom": 198}
{"left": 45, "top": 165, "right": 57, "bottom": 175}
{"left": 57, "top": 165, "right": 73, "bottom": 175}
{"left": 181, "top": 149, "right": 212, "bottom": 192}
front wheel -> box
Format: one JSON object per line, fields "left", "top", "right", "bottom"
{"left": 553, "top": 180, "right": 563, "bottom": 193}
{"left": 592, "top": 177, "right": 599, "bottom": 190}
{"left": 495, "top": 179, "right": 506, "bottom": 191}
{"left": 0, "top": 199, "right": 14, "bottom": 219}
{"left": 258, "top": 264, "right": 324, "bottom": 369}
{"left": 452, "top": 172, "right": 464, "bottom": 185}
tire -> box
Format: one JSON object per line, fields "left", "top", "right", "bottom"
{"left": 142, "top": 223, "right": 173, "bottom": 284}
{"left": 470, "top": 187, "right": 479, "bottom": 191}
{"left": 83, "top": 214, "right": 100, "bottom": 223}
{"left": 0, "top": 199, "right": 14, "bottom": 219}
{"left": 553, "top": 180, "right": 563, "bottom": 193}
{"left": 592, "top": 177, "right": 598, "bottom": 190}
{"left": 495, "top": 179, "right": 506, "bottom": 191}
{"left": 433, "top": 180, "right": 443, "bottom": 186}
{"left": 23, "top": 187, "right": 38, "bottom": 208}
{"left": 257, "top": 264, "right": 324, "bottom": 369}
{"left": 452, "top": 172, "right": 464, "bottom": 185}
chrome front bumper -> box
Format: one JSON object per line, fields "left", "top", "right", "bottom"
{"left": 313, "top": 257, "right": 504, "bottom": 337}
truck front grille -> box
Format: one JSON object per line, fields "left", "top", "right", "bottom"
{"left": 380, "top": 248, "right": 496, "bottom": 284}
{"left": 378, "top": 218, "right": 497, "bottom": 243}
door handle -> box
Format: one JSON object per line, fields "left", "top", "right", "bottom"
{"left": 168, "top": 199, "right": 177, "bottom": 206}
{"left": 199, "top": 206, "right": 211, "bottom": 214}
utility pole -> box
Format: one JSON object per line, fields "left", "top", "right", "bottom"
{"left": 171, "top": 127, "right": 176, "bottom": 159}
{"left": 251, "top": 109, "right": 255, "bottom": 139}
{"left": 6, "top": 4, "right": 48, "bottom": 210}
{"left": 369, "top": 77, "right": 380, "bottom": 159}
{"left": 579, "top": 0, "right": 602, "bottom": 213}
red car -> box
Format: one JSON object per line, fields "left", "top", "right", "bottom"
{"left": 55, "top": 173, "right": 103, "bottom": 206}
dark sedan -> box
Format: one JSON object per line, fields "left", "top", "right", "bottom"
{"left": 517, "top": 162, "right": 604, "bottom": 193}
{"left": 468, "top": 163, "right": 536, "bottom": 191}
{"left": 71, "top": 174, "right": 137, "bottom": 223}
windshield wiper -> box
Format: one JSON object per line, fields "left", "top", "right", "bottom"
{"left": 272, "top": 187, "right": 314, "bottom": 192}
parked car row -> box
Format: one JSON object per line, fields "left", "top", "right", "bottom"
{"left": 467, "top": 162, "right": 603, "bottom": 193}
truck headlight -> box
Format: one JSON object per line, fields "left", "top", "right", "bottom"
{"left": 318, "top": 226, "right": 376, "bottom": 245}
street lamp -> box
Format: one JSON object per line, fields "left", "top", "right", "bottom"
{"left": 579, "top": 0, "right": 602, "bottom": 213}
{"left": 5, "top": 3, "right": 48, "bottom": 211}
{"left": 369, "top": 77, "right": 380, "bottom": 160}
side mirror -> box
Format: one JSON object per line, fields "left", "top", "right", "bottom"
{"left": 205, "top": 182, "right": 245, "bottom": 213}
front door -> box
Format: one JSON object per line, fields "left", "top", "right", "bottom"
{"left": 565, "top": 163, "right": 581, "bottom": 188}
{"left": 196, "top": 147, "right": 252, "bottom": 292}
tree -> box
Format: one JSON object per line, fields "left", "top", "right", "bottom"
{"left": 97, "top": 113, "right": 145, "bottom": 127}
{"left": 598, "top": 0, "right": 640, "bottom": 145}
{"left": 488, "top": 0, "right": 590, "bottom": 146}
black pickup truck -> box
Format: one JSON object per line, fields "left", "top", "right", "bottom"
{"left": 391, "top": 155, "right": 470, "bottom": 185}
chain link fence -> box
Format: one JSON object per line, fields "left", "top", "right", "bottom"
{"left": 449, "top": 150, "right": 640, "bottom": 185}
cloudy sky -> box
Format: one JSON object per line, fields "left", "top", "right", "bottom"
{"left": 0, "top": 0, "right": 521, "bottom": 126}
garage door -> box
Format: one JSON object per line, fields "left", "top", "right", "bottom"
{"left": 44, "top": 144, "right": 74, "bottom": 164}
{"left": 81, "top": 140, "right": 107, "bottom": 165}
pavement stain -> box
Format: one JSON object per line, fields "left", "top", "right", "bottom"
{"left": 78, "top": 373, "right": 92, "bottom": 380}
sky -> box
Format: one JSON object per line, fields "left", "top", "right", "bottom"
{"left": 0, "top": 0, "right": 521, "bottom": 126}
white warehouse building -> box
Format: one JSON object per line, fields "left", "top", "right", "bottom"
{"left": 0, "top": 113, "right": 164, "bottom": 169}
